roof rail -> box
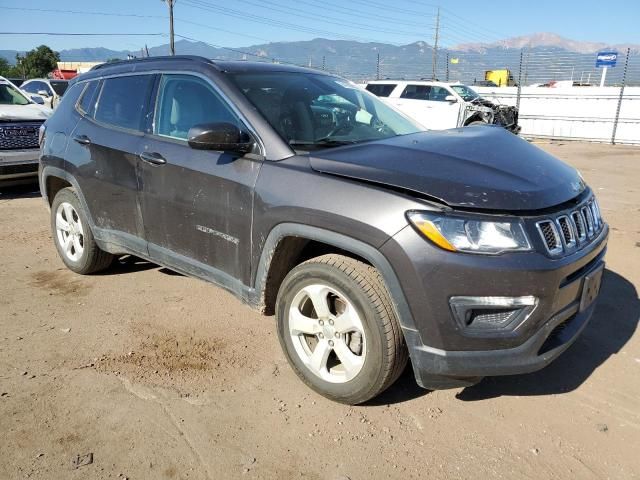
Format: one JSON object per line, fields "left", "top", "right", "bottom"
{"left": 90, "top": 55, "right": 216, "bottom": 71}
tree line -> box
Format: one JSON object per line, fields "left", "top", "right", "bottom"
{"left": 0, "top": 45, "right": 61, "bottom": 79}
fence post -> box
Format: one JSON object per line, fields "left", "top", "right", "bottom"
{"left": 516, "top": 50, "right": 523, "bottom": 111}
{"left": 446, "top": 53, "right": 449, "bottom": 82}
{"left": 611, "top": 48, "right": 630, "bottom": 145}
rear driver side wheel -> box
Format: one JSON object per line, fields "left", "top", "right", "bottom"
{"left": 276, "top": 254, "right": 408, "bottom": 404}
{"left": 50, "top": 188, "right": 113, "bottom": 274}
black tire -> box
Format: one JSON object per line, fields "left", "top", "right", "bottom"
{"left": 467, "top": 120, "right": 487, "bottom": 126}
{"left": 276, "top": 254, "right": 408, "bottom": 404}
{"left": 50, "top": 187, "right": 113, "bottom": 274}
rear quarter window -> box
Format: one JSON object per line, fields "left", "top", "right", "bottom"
{"left": 77, "top": 81, "right": 100, "bottom": 116}
{"left": 94, "top": 75, "right": 154, "bottom": 131}
{"left": 365, "top": 83, "right": 397, "bottom": 97}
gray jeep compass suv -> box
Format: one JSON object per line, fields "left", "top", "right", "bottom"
{"left": 39, "top": 56, "right": 608, "bottom": 404}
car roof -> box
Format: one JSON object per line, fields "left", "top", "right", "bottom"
{"left": 76, "top": 55, "right": 328, "bottom": 83}
{"left": 366, "top": 80, "right": 453, "bottom": 87}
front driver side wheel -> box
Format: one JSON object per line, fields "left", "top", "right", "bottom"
{"left": 276, "top": 254, "right": 408, "bottom": 404}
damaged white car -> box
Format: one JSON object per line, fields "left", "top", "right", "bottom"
{"left": 0, "top": 76, "right": 51, "bottom": 187}
{"left": 365, "top": 80, "right": 520, "bottom": 133}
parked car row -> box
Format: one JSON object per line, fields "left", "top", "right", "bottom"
{"left": 36, "top": 56, "right": 607, "bottom": 404}
{"left": 364, "top": 80, "right": 520, "bottom": 133}
{"left": 0, "top": 76, "right": 51, "bottom": 186}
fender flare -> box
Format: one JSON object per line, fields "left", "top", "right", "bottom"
{"left": 252, "top": 223, "right": 418, "bottom": 332}
{"left": 40, "top": 166, "right": 97, "bottom": 228}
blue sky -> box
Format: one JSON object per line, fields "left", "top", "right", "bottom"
{"left": 1, "top": 0, "right": 638, "bottom": 52}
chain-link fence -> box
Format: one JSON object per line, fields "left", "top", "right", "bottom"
{"left": 217, "top": 47, "right": 640, "bottom": 145}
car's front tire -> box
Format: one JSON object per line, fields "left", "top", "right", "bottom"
{"left": 50, "top": 187, "right": 113, "bottom": 274}
{"left": 276, "top": 254, "right": 408, "bottom": 404}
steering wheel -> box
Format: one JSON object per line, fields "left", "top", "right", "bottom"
{"left": 323, "top": 108, "right": 356, "bottom": 138}
{"left": 370, "top": 115, "right": 392, "bottom": 135}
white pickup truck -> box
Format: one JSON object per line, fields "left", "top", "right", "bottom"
{"left": 0, "top": 76, "right": 51, "bottom": 187}
{"left": 364, "top": 80, "right": 520, "bottom": 133}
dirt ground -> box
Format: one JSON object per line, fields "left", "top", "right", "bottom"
{"left": 1, "top": 141, "right": 639, "bottom": 480}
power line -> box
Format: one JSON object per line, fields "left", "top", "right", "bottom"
{"left": 181, "top": 0, "right": 406, "bottom": 44}
{"left": 300, "top": 0, "right": 433, "bottom": 29}
{"left": 0, "top": 5, "right": 272, "bottom": 44}
{"left": 0, "top": 32, "right": 165, "bottom": 36}
{"left": 232, "top": 0, "right": 434, "bottom": 37}
{"left": 0, "top": 5, "right": 165, "bottom": 19}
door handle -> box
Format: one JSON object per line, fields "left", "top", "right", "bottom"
{"left": 73, "top": 134, "right": 91, "bottom": 145}
{"left": 139, "top": 151, "right": 166, "bottom": 166}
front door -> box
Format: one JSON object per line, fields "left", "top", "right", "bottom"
{"left": 138, "top": 73, "right": 262, "bottom": 285}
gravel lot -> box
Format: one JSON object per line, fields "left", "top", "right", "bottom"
{"left": 1, "top": 141, "right": 639, "bottom": 480}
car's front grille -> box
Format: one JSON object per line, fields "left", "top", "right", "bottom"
{"left": 535, "top": 197, "right": 604, "bottom": 256}
{"left": 0, "top": 122, "right": 43, "bottom": 150}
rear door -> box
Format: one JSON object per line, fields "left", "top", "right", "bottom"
{"left": 391, "top": 84, "right": 433, "bottom": 128}
{"left": 422, "top": 85, "right": 461, "bottom": 129}
{"left": 138, "top": 73, "right": 262, "bottom": 285}
{"left": 67, "top": 74, "right": 155, "bottom": 252}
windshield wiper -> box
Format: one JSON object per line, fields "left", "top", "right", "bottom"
{"left": 289, "top": 138, "right": 360, "bottom": 148}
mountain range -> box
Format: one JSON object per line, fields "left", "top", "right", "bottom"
{"left": 2, "top": 33, "right": 638, "bottom": 85}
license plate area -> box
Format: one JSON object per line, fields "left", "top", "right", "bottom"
{"left": 579, "top": 265, "right": 604, "bottom": 311}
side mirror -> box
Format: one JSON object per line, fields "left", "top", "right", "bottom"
{"left": 30, "top": 95, "right": 45, "bottom": 105}
{"left": 37, "top": 90, "right": 50, "bottom": 97}
{"left": 187, "top": 122, "right": 253, "bottom": 153}
{"left": 445, "top": 95, "right": 457, "bottom": 102}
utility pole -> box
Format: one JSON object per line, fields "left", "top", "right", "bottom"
{"left": 163, "top": 0, "right": 176, "bottom": 56}
{"left": 432, "top": 7, "right": 440, "bottom": 80}
{"left": 376, "top": 52, "right": 380, "bottom": 80}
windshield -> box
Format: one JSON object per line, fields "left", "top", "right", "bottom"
{"left": 50, "top": 81, "right": 69, "bottom": 96}
{"left": 451, "top": 85, "right": 480, "bottom": 102}
{"left": 0, "top": 82, "right": 31, "bottom": 106}
{"left": 229, "top": 72, "right": 423, "bottom": 149}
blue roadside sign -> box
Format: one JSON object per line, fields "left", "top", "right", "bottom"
{"left": 596, "top": 51, "right": 617, "bottom": 68}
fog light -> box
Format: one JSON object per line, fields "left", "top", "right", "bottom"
{"left": 449, "top": 296, "right": 537, "bottom": 334}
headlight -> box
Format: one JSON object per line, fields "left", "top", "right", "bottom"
{"left": 408, "top": 211, "right": 532, "bottom": 254}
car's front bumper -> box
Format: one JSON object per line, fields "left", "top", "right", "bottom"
{"left": 0, "top": 149, "right": 40, "bottom": 185}
{"left": 382, "top": 221, "right": 608, "bottom": 390}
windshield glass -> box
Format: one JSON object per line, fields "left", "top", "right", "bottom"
{"left": 0, "top": 82, "right": 31, "bottom": 106}
{"left": 450, "top": 85, "right": 479, "bottom": 102}
{"left": 229, "top": 72, "right": 423, "bottom": 149}
{"left": 50, "top": 81, "right": 69, "bottom": 96}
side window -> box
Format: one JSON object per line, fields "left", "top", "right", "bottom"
{"left": 94, "top": 75, "right": 154, "bottom": 131}
{"left": 400, "top": 85, "right": 430, "bottom": 100}
{"left": 154, "top": 74, "right": 239, "bottom": 140}
{"left": 365, "top": 83, "right": 397, "bottom": 97}
{"left": 77, "top": 81, "right": 99, "bottom": 116}
{"left": 429, "top": 86, "right": 450, "bottom": 102}
{"left": 22, "top": 82, "right": 40, "bottom": 94}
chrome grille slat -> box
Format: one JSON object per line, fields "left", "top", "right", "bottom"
{"left": 582, "top": 206, "right": 595, "bottom": 237}
{"left": 536, "top": 220, "right": 562, "bottom": 255}
{"left": 571, "top": 211, "right": 586, "bottom": 241}
{"left": 535, "top": 196, "right": 603, "bottom": 256}
{"left": 556, "top": 215, "right": 576, "bottom": 248}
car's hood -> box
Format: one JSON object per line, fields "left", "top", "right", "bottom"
{"left": 0, "top": 103, "right": 51, "bottom": 121}
{"left": 309, "top": 126, "right": 585, "bottom": 211}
